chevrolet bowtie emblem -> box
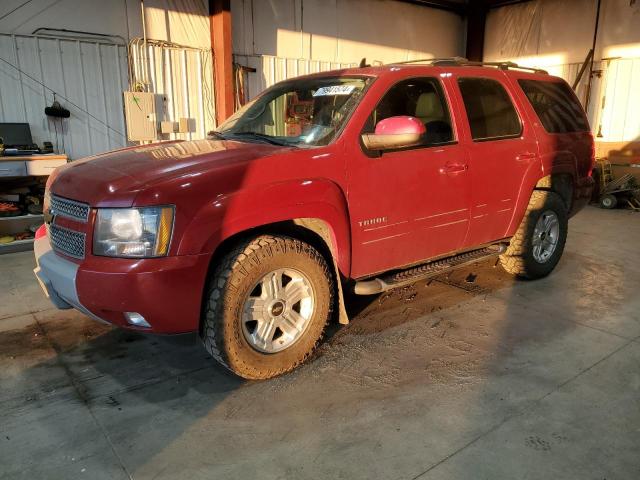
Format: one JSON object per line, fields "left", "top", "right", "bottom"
{"left": 43, "top": 209, "right": 56, "bottom": 225}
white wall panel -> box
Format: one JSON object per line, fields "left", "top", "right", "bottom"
{"left": 232, "top": 0, "right": 465, "bottom": 64}
{"left": 0, "top": 0, "right": 210, "bottom": 50}
{"left": 129, "top": 41, "right": 216, "bottom": 140}
{"left": 0, "top": 33, "right": 128, "bottom": 160}
{"left": 484, "top": 0, "right": 640, "bottom": 65}
{"left": 598, "top": 58, "right": 640, "bottom": 142}
{"left": 234, "top": 54, "right": 357, "bottom": 101}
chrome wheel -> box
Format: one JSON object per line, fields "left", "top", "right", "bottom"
{"left": 532, "top": 210, "right": 560, "bottom": 263}
{"left": 241, "top": 268, "right": 315, "bottom": 353}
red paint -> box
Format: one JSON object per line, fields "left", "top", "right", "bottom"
{"left": 48, "top": 65, "right": 593, "bottom": 333}
{"left": 35, "top": 224, "right": 47, "bottom": 240}
{"left": 76, "top": 253, "right": 210, "bottom": 333}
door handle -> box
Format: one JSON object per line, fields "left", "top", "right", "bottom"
{"left": 439, "top": 162, "right": 468, "bottom": 174}
{"left": 516, "top": 152, "right": 536, "bottom": 162}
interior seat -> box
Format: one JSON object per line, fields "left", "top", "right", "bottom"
{"left": 415, "top": 91, "right": 445, "bottom": 125}
{"left": 415, "top": 91, "right": 452, "bottom": 144}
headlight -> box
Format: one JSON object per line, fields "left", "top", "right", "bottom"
{"left": 93, "top": 206, "right": 174, "bottom": 258}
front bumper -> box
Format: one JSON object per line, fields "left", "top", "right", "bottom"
{"left": 34, "top": 236, "right": 109, "bottom": 323}
{"left": 33, "top": 236, "right": 211, "bottom": 333}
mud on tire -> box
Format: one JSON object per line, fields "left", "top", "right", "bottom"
{"left": 500, "top": 190, "right": 568, "bottom": 279}
{"left": 202, "top": 235, "right": 334, "bottom": 380}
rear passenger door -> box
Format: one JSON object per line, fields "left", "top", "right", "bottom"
{"left": 450, "top": 73, "right": 540, "bottom": 247}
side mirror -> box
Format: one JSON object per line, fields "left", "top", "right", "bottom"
{"left": 361, "top": 116, "right": 426, "bottom": 151}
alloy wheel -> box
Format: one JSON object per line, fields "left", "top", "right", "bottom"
{"left": 241, "top": 268, "right": 315, "bottom": 353}
{"left": 532, "top": 210, "right": 560, "bottom": 263}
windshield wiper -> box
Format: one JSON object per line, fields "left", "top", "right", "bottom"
{"left": 228, "top": 132, "right": 295, "bottom": 147}
{"left": 208, "top": 131, "right": 228, "bottom": 140}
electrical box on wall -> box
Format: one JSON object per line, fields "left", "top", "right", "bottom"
{"left": 178, "top": 118, "right": 196, "bottom": 133}
{"left": 160, "top": 121, "right": 179, "bottom": 134}
{"left": 123, "top": 92, "right": 165, "bottom": 141}
{"left": 160, "top": 119, "right": 197, "bottom": 135}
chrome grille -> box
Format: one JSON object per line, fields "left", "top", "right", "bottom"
{"left": 49, "top": 224, "right": 86, "bottom": 259}
{"left": 50, "top": 194, "right": 90, "bottom": 222}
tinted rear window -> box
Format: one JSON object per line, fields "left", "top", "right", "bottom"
{"left": 518, "top": 80, "right": 589, "bottom": 133}
{"left": 458, "top": 77, "right": 521, "bottom": 141}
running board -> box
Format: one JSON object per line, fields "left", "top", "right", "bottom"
{"left": 353, "top": 243, "right": 508, "bottom": 295}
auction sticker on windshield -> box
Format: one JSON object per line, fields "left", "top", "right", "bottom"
{"left": 313, "top": 85, "right": 356, "bottom": 96}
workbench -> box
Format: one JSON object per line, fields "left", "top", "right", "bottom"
{"left": 0, "top": 154, "right": 68, "bottom": 254}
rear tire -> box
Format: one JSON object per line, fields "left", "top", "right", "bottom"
{"left": 202, "top": 235, "right": 334, "bottom": 380}
{"left": 500, "top": 190, "right": 568, "bottom": 279}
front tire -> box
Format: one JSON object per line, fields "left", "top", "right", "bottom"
{"left": 500, "top": 190, "right": 568, "bottom": 279}
{"left": 202, "top": 235, "right": 334, "bottom": 379}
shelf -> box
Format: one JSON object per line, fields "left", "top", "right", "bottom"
{"left": 0, "top": 213, "right": 43, "bottom": 222}
{"left": 0, "top": 237, "right": 34, "bottom": 254}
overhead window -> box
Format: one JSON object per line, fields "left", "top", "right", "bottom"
{"left": 364, "top": 77, "right": 454, "bottom": 146}
{"left": 458, "top": 77, "right": 522, "bottom": 141}
{"left": 518, "top": 79, "right": 590, "bottom": 133}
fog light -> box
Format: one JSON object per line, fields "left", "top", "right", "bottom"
{"left": 124, "top": 312, "right": 151, "bottom": 328}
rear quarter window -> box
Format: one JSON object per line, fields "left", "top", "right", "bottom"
{"left": 518, "top": 79, "right": 590, "bottom": 134}
{"left": 457, "top": 77, "right": 522, "bottom": 141}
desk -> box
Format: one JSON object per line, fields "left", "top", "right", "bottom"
{"left": 0, "top": 154, "right": 68, "bottom": 254}
{"left": 0, "top": 154, "right": 67, "bottom": 160}
{"left": 0, "top": 154, "right": 68, "bottom": 177}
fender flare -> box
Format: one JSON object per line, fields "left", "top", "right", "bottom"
{"left": 535, "top": 172, "right": 575, "bottom": 210}
{"left": 178, "top": 179, "right": 352, "bottom": 323}
{"left": 507, "top": 160, "right": 576, "bottom": 236}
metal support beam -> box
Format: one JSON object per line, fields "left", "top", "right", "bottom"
{"left": 466, "top": 3, "right": 487, "bottom": 61}
{"left": 397, "top": 0, "right": 534, "bottom": 15}
{"left": 398, "top": 0, "right": 466, "bottom": 14}
{"left": 210, "top": 0, "right": 234, "bottom": 125}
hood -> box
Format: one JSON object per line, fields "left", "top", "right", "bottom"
{"left": 50, "top": 139, "right": 287, "bottom": 206}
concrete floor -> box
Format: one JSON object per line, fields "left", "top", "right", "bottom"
{"left": 1, "top": 206, "right": 639, "bottom": 480}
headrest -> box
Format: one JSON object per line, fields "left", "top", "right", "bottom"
{"left": 415, "top": 92, "right": 444, "bottom": 119}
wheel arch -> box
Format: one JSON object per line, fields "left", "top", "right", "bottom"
{"left": 199, "top": 218, "right": 351, "bottom": 336}
{"left": 535, "top": 173, "right": 574, "bottom": 211}
{"left": 508, "top": 171, "right": 574, "bottom": 237}
{"left": 178, "top": 179, "right": 351, "bottom": 269}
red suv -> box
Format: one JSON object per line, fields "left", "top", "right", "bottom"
{"left": 34, "top": 59, "right": 594, "bottom": 379}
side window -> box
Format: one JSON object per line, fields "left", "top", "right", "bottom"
{"left": 518, "top": 79, "right": 590, "bottom": 133}
{"left": 365, "top": 78, "right": 454, "bottom": 146}
{"left": 458, "top": 77, "right": 521, "bottom": 141}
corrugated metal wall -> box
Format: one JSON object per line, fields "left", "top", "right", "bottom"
{"left": 0, "top": 33, "right": 216, "bottom": 159}
{"left": 128, "top": 40, "right": 216, "bottom": 141}
{"left": 0, "top": 33, "right": 129, "bottom": 160}
{"left": 234, "top": 54, "right": 357, "bottom": 101}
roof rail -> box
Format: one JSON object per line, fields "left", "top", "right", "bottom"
{"left": 387, "top": 57, "right": 548, "bottom": 75}
{"left": 390, "top": 56, "right": 468, "bottom": 65}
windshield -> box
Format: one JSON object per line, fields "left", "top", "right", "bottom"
{"left": 216, "top": 76, "right": 371, "bottom": 147}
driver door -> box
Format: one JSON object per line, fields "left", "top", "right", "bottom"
{"left": 347, "top": 76, "right": 471, "bottom": 278}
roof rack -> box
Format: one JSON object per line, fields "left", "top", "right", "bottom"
{"left": 388, "top": 57, "right": 548, "bottom": 75}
